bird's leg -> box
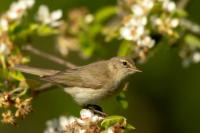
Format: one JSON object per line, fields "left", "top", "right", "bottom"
{"left": 83, "top": 104, "right": 107, "bottom": 117}
{"left": 86, "top": 104, "right": 103, "bottom": 111}
{"left": 30, "top": 83, "right": 55, "bottom": 97}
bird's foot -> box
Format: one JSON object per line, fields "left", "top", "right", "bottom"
{"left": 84, "top": 104, "right": 107, "bottom": 117}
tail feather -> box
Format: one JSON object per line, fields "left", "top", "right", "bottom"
{"left": 13, "top": 65, "right": 59, "bottom": 77}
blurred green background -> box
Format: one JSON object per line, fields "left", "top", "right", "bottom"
{"left": 1, "top": 0, "right": 200, "bottom": 133}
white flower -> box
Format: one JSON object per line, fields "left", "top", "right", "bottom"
{"left": 91, "top": 115, "right": 103, "bottom": 122}
{"left": 77, "top": 118, "right": 87, "bottom": 126}
{"left": 79, "top": 129, "right": 86, "bottom": 133}
{"left": 45, "top": 120, "right": 58, "bottom": 133}
{"left": 36, "top": 5, "right": 63, "bottom": 27}
{"left": 0, "top": 43, "right": 10, "bottom": 55}
{"left": 107, "top": 127, "right": 114, "bottom": 133}
{"left": 0, "top": 18, "right": 9, "bottom": 32}
{"left": 192, "top": 52, "right": 200, "bottom": 63}
{"left": 163, "top": 0, "right": 176, "bottom": 12}
{"left": 154, "top": 18, "right": 162, "bottom": 26}
{"left": 20, "top": 0, "right": 35, "bottom": 8}
{"left": 131, "top": 4, "right": 144, "bottom": 16}
{"left": 6, "top": 0, "right": 35, "bottom": 20}
{"left": 120, "top": 26, "right": 133, "bottom": 40}
{"left": 85, "top": 14, "right": 94, "bottom": 24}
{"left": 58, "top": 116, "right": 69, "bottom": 130}
{"left": 44, "top": 109, "right": 126, "bottom": 133}
{"left": 44, "top": 127, "right": 56, "bottom": 133}
{"left": 141, "top": 0, "right": 154, "bottom": 10}
{"left": 136, "top": 26, "right": 145, "bottom": 37}
{"left": 120, "top": 24, "right": 145, "bottom": 41}
{"left": 170, "top": 18, "right": 179, "bottom": 28}
{"left": 80, "top": 109, "right": 94, "bottom": 120}
{"left": 137, "top": 36, "right": 155, "bottom": 48}
{"left": 129, "top": 16, "right": 147, "bottom": 26}
{"left": 7, "top": 2, "right": 25, "bottom": 20}
{"left": 67, "top": 116, "right": 77, "bottom": 125}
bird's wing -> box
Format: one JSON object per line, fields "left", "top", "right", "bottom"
{"left": 42, "top": 61, "right": 112, "bottom": 89}
{"left": 13, "top": 65, "right": 59, "bottom": 77}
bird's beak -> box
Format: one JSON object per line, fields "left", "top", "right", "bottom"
{"left": 135, "top": 68, "right": 142, "bottom": 72}
{"left": 128, "top": 66, "right": 142, "bottom": 72}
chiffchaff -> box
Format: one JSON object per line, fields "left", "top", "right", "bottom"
{"left": 14, "top": 57, "right": 141, "bottom": 106}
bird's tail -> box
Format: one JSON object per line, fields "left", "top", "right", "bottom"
{"left": 13, "top": 65, "right": 59, "bottom": 77}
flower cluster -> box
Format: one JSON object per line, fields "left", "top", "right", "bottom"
{"left": 55, "top": 7, "right": 94, "bottom": 57}
{"left": 0, "top": 0, "right": 35, "bottom": 66}
{"left": 153, "top": 0, "right": 179, "bottom": 37}
{"left": 0, "top": 0, "right": 35, "bottom": 125}
{"left": 0, "top": 0, "right": 70, "bottom": 125}
{"left": 179, "top": 41, "right": 200, "bottom": 67}
{"left": 0, "top": 92, "right": 32, "bottom": 125}
{"left": 120, "top": 0, "right": 180, "bottom": 62}
{"left": 44, "top": 109, "right": 132, "bottom": 133}
{"left": 0, "top": 0, "right": 35, "bottom": 34}
{"left": 0, "top": 0, "right": 35, "bottom": 63}
{"left": 36, "top": 5, "right": 63, "bottom": 27}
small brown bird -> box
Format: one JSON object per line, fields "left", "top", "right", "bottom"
{"left": 14, "top": 57, "right": 141, "bottom": 107}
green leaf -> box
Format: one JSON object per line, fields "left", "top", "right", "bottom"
{"left": 21, "top": 57, "right": 30, "bottom": 64}
{"left": 79, "top": 32, "right": 95, "bottom": 57}
{"left": 95, "top": 6, "right": 117, "bottom": 23}
{"left": 118, "top": 41, "right": 132, "bottom": 56}
{"left": 9, "top": 23, "right": 39, "bottom": 40}
{"left": 101, "top": 115, "right": 126, "bottom": 129}
{"left": 125, "top": 124, "right": 136, "bottom": 131}
{"left": 0, "top": 82, "right": 3, "bottom": 87}
{"left": 184, "top": 34, "right": 200, "bottom": 48}
{"left": 116, "top": 92, "right": 129, "bottom": 109}
{"left": 0, "top": 68, "right": 9, "bottom": 79}
{"left": 175, "top": 9, "right": 188, "bottom": 17}
{"left": 9, "top": 71, "right": 25, "bottom": 81}
{"left": 119, "top": 99, "right": 128, "bottom": 109}
{"left": 0, "top": 55, "right": 6, "bottom": 69}
{"left": 9, "top": 21, "right": 21, "bottom": 33}
{"left": 37, "top": 24, "right": 58, "bottom": 36}
{"left": 89, "top": 24, "right": 102, "bottom": 36}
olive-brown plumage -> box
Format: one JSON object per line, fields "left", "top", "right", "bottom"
{"left": 14, "top": 57, "right": 141, "bottom": 105}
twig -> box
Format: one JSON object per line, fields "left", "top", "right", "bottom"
{"left": 180, "top": 19, "right": 200, "bottom": 36}
{"left": 91, "top": 109, "right": 108, "bottom": 117}
{"left": 23, "top": 45, "right": 76, "bottom": 69}
{"left": 177, "top": 0, "right": 191, "bottom": 9}
{"left": 31, "top": 83, "right": 55, "bottom": 97}
{"left": 177, "top": 0, "right": 200, "bottom": 36}
{"left": 177, "top": 0, "right": 190, "bottom": 9}
{"left": 9, "top": 87, "right": 24, "bottom": 95}
{"left": 122, "top": 82, "right": 129, "bottom": 91}
{"left": 22, "top": 44, "right": 77, "bottom": 95}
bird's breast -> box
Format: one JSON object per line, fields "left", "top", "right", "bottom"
{"left": 64, "top": 82, "right": 120, "bottom": 106}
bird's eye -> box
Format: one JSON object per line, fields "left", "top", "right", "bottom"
{"left": 122, "top": 61, "right": 128, "bottom": 66}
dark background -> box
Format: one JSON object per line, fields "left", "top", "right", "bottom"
{"left": 1, "top": 0, "right": 200, "bottom": 133}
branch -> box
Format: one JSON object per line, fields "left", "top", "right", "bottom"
{"left": 180, "top": 19, "right": 200, "bottom": 36}
{"left": 177, "top": 0, "right": 200, "bottom": 36}
{"left": 22, "top": 44, "right": 77, "bottom": 95}
{"left": 177, "top": 0, "right": 190, "bottom": 9}
{"left": 22, "top": 45, "right": 76, "bottom": 69}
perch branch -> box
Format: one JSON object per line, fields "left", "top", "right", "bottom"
{"left": 22, "top": 44, "right": 77, "bottom": 95}
{"left": 23, "top": 45, "right": 76, "bottom": 69}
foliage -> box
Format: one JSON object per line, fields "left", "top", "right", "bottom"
{"left": 0, "top": 0, "right": 200, "bottom": 132}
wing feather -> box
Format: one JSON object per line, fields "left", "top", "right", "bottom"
{"left": 42, "top": 61, "right": 111, "bottom": 89}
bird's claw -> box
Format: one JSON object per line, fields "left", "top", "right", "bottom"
{"left": 84, "top": 104, "right": 107, "bottom": 117}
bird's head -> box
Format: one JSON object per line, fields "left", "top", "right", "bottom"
{"left": 109, "top": 57, "right": 141, "bottom": 80}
